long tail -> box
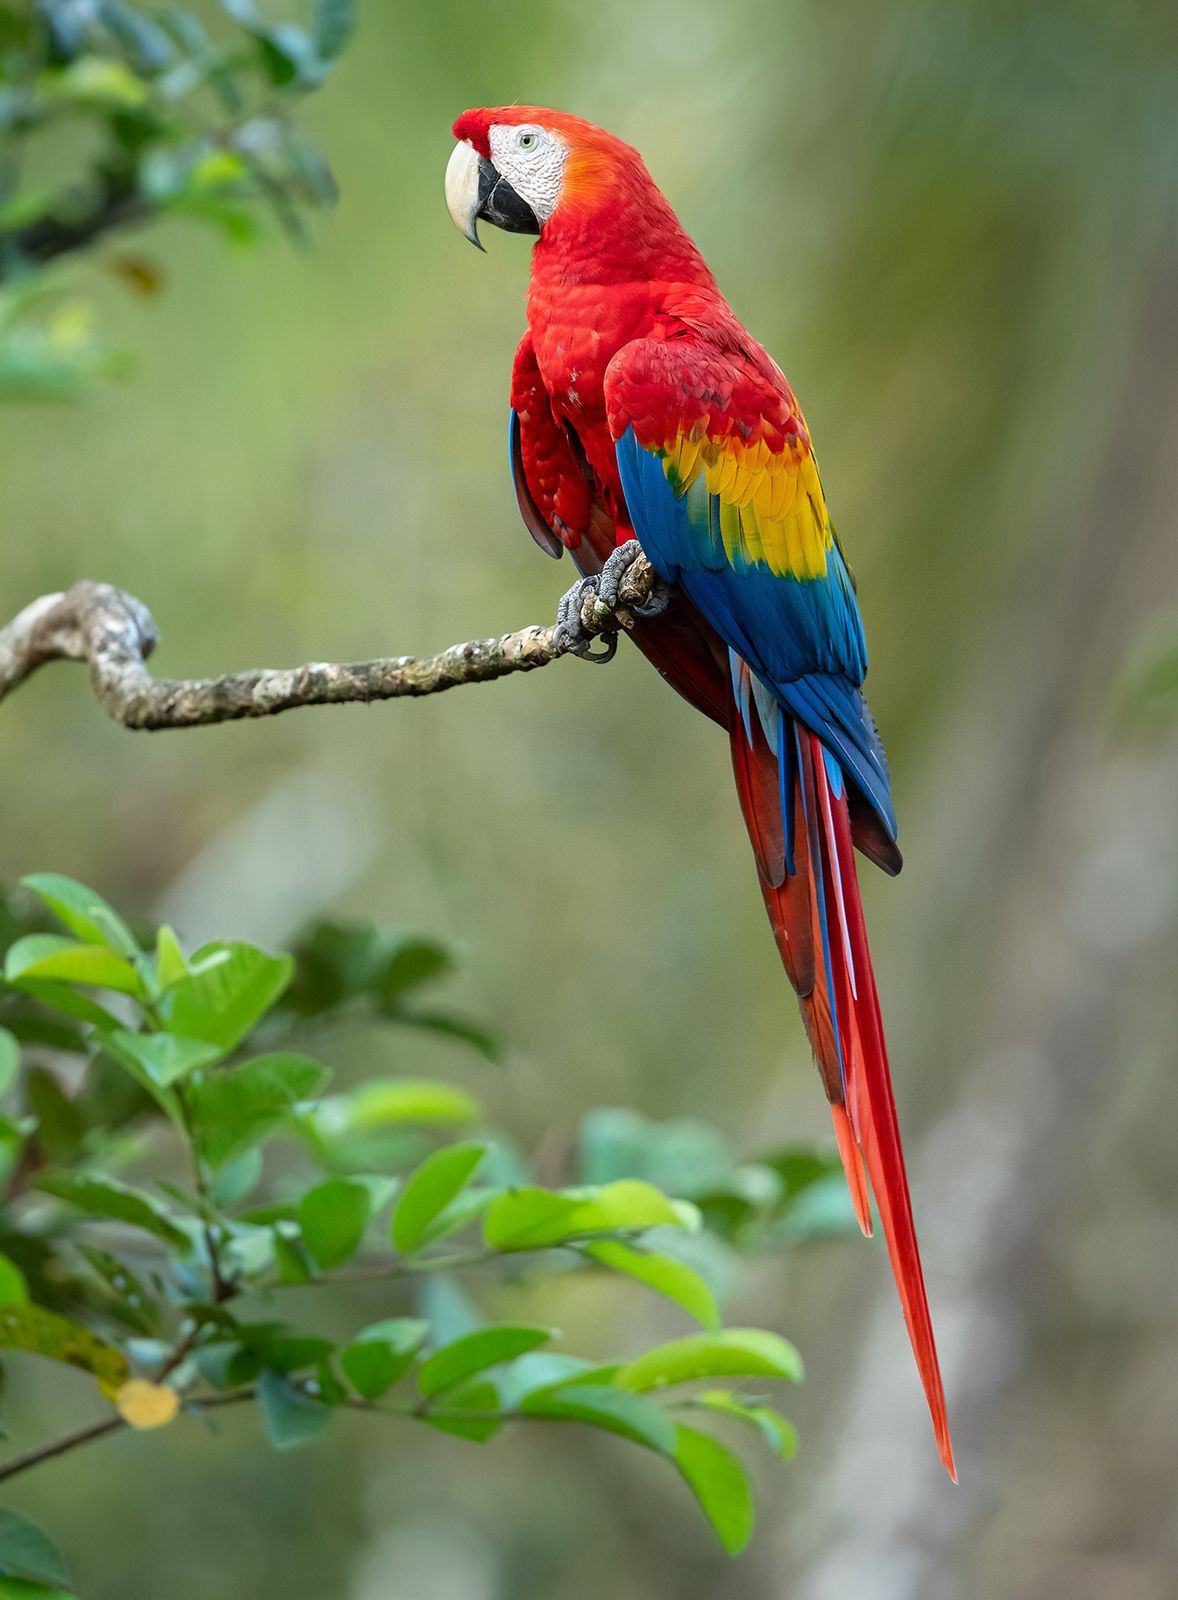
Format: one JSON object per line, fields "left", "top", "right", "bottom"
{"left": 729, "top": 663, "right": 956, "bottom": 1481}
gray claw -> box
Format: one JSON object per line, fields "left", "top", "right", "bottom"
{"left": 597, "top": 538, "right": 670, "bottom": 618}
{"left": 552, "top": 574, "right": 617, "bottom": 662}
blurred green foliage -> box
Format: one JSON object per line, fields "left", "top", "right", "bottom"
{"left": 0, "top": 874, "right": 856, "bottom": 1585}
{"left": 0, "top": 0, "right": 352, "bottom": 398}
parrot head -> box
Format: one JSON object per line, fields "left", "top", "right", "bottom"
{"left": 445, "top": 106, "right": 645, "bottom": 251}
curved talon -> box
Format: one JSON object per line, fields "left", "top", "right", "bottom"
{"left": 629, "top": 584, "right": 670, "bottom": 618}
{"left": 571, "top": 633, "right": 619, "bottom": 663}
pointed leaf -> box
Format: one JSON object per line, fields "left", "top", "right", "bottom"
{"left": 674, "top": 1424, "right": 755, "bottom": 1554}
{"left": 0, "top": 1253, "right": 29, "bottom": 1305}
{"left": 101, "top": 1029, "right": 224, "bottom": 1088}
{"left": 191, "top": 1053, "right": 328, "bottom": 1168}
{"left": 340, "top": 1319, "right": 429, "bottom": 1399}
{"left": 154, "top": 926, "right": 189, "bottom": 989}
{"left": 418, "top": 1325, "right": 552, "bottom": 1398}
{"left": 35, "top": 1171, "right": 189, "bottom": 1248}
{"left": 484, "top": 1180, "right": 683, "bottom": 1252}
{"left": 583, "top": 1241, "right": 719, "bottom": 1330}
{"left": 257, "top": 1369, "right": 331, "bottom": 1449}
{"left": 166, "top": 942, "right": 293, "bottom": 1049}
{"left": 518, "top": 1382, "right": 677, "bottom": 1454}
{"left": 693, "top": 1390, "right": 798, "bottom": 1459}
{"left": 0, "top": 1511, "right": 72, "bottom": 1588}
{"left": 420, "top": 1377, "right": 501, "bottom": 1441}
{"left": 0, "top": 1028, "right": 20, "bottom": 1097}
{"left": 0, "top": 1303, "right": 127, "bottom": 1393}
{"left": 296, "top": 1178, "right": 370, "bottom": 1270}
{"left": 346, "top": 1078, "right": 480, "bottom": 1128}
{"left": 4, "top": 979, "right": 122, "bottom": 1029}
{"left": 4, "top": 936, "right": 141, "bottom": 995}
{"left": 614, "top": 1329, "right": 803, "bottom": 1392}
{"left": 21, "top": 874, "right": 138, "bottom": 954}
{"left": 391, "top": 1142, "right": 485, "bottom": 1255}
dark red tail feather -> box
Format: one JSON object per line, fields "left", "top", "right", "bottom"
{"left": 729, "top": 707, "right": 956, "bottom": 1480}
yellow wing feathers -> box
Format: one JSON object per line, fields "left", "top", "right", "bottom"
{"left": 662, "top": 430, "right": 833, "bottom": 581}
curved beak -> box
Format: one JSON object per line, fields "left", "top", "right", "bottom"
{"left": 445, "top": 140, "right": 540, "bottom": 252}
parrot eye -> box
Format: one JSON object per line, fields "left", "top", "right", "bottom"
{"left": 517, "top": 129, "right": 540, "bottom": 152}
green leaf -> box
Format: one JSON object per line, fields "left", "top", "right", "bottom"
{"left": 101, "top": 1029, "right": 224, "bottom": 1088}
{"left": 191, "top": 1053, "right": 328, "bottom": 1168}
{"left": 257, "top": 1369, "right": 331, "bottom": 1450}
{"left": 484, "top": 1180, "right": 683, "bottom": 1252}
{"left": 495, "top": 1353, "right": 596, "bottom": 1408}
{"left": 583, "top": 1241, "right": 720, "bottom": 1330}
{"left": 377, "top": 938, "right": 452, "bottom": 1003}
{"left": 24, "top": 1067, "right": 85, "bottom": 1162}
{"left": 4, "top": 936, "right": 141, "bottom": 995}
{"left": 75, "top": 1247, "right": 161, "bottom": 1335}
{"left": 46, "top": 56, "right": 149, "bottom": 108}
{"left": 692, "top": 1391, "right": 798, "bottom": 1459}
{"left": 296, "top": 1178, "right": 370, "bottom": 1271}
{"left": 420, "top": 1377, "right": 501, "bottom": 1441}
{"left": 313, "top": 0, "right": 355, "bottom": 58}
{"left": 2, "top": 980, "right": 121, "bottom": 1029}
{"left": 340, "top": 1319, "right": 429, "bottom": 1399}
{"left": 0, "top": 1303, "right": 127, "bottom": 1393}
{"left": 391, "top": 1142, "right": 486, "bottom": 1255}
{"left": 20, "top": 875, "right": 138, "bottom": 955}
{"left": 674, "top": 1424, "right": 755, "bottom": 1555}
{"left": 346, "top": 1078, "right": 480, "bottom": 1128}
{"left": 418, "top": 1325, "right": 553, "bottom": 1398}
{"left": 153, "top": 926, "right": 189, "bottom": 989}
{"left": 412, "top": 1185, "right": 495, "bottom": 1251}
{"left": 271, "top": 1227, "right": 312, "bottom": 1285}
{"left": 211, "top": 1147, "right": 264, "bottom": 1209}
{"left": 0, "top": 1030, "right": 17, "bottom": 1098}
{"left": 0, "top": 1511, "right": 71, "bottom": 1589}
{"left": 166, "top": 942, "right": 293, "bottom": 1050}
{"left": 519, "top": 1382, "right": 677, "bottom": 1454}
{"left": 0, "top": 1253, "right": 28, "bottom": 1305}
{"left": 0, "top": 1578, "right": 76, "bottom": 1599}
{"left": 35, "top": 1171, "right": 189, "bottom": 1249}
{"left": 401, "top": 1009, "right": 499, "bottom": 1063}
{"left": 614, "top": 1329, "right": 804, "bottom": 1392}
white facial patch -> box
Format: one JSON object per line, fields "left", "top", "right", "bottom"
{"left": 488, "top": 124, "right": 569, "bottom": 225}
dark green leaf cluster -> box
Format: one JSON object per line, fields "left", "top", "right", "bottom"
{"left": 0, "top": 874, "right": 822, "bottom": 1577}
{"left": 0, "top": 0, "right": 353, "bottom": 397}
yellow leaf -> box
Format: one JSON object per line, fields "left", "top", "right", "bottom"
{"left": 116, "top": 1379, "right": 180, "bottom": 1431}
{"left": 0, "top": 1303, "right": 127, "bottom": 1395}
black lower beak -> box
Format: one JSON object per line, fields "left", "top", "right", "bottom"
{"left": 476, "top": 157, "right": 540, "bottom": 237}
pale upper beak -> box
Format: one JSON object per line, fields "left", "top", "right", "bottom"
{"left": 445, "top": 139, "right": 486, "bottom": 251}
{"left": 445, "top": 138, "right": 541, "bottom": 251}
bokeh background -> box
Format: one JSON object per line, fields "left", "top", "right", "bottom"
{"left": 4, "top": 0, "right": 1178, "bottom": 1595}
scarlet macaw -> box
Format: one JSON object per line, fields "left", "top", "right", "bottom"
{"left": 445, "top": 106, "right": 955, "bottom": 1478}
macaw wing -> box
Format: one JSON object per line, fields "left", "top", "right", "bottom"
{"left": 606, "top": 334, "right": 896, "bottom": 844}
{"left": 509, "top": 332, "right": 734, "bottom": 727}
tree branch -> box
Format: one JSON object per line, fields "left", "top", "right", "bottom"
{"left": 0, "top": 565, "right": 659, "bottom": 730}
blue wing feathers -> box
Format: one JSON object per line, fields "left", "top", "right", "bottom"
{"left": 616, "top": 427, "right": 897, "bottom": 842}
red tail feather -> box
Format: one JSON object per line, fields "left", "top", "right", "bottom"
{"left": 730, "top": 708, "right": 955, "bottom": 1480}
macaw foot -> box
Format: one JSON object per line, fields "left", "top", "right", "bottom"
{"left": 552, "top": 540, "right": 671, "bottom": 664}
{"left": 597, "top": 539, "right": 670, "bottom": 618}
{"left": 553, "top": 574, "right": 617, "bottom": 662}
